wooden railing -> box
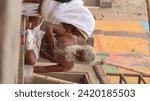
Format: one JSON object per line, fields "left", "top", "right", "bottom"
{"left": 107, "top": 73, "right": 150, "bottom": 84}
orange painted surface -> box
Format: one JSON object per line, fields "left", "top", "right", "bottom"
{"left": 93, "top": 34, "right": 110, "bottom": 52}
{"left": 95, "top": 20, "right": 146, "bottom": 33}
{"left": 94, "top": 34, "right": 150, "bottom": 56}
{"left": 94, "top": 20, "right": 150, "bottom": 83}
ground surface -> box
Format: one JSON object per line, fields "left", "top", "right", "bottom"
{"left": 90, "top": 0, "right": 147, "bottom": 21}
{"left": 90, "top": 0, "right": 150, "bottom": 83}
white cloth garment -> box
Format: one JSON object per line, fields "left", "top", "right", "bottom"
{"left": 26, "top": 21, "right": 45, "bottom": 60}
{"left": 41, "top": 0, "right": 95, "bottom": 37}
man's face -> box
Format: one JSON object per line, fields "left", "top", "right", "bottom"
{"left": 65, "top": 45, "right": 84, "bottom": 64}
{"left": 65, "top": 45, "right": 95, "bottom": 64}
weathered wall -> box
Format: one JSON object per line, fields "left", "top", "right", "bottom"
{"left": 0, "top": 0, "right": 22, "bottom": 83}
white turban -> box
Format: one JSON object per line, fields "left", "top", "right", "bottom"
{"left": 41, "top": 0, "right": 95, "bottom": 37}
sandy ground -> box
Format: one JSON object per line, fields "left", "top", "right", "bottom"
{"left": 89, "top": 0, "right": 148, "bottom": 21}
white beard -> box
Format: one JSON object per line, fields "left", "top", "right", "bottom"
{"left": 65, "top": 45, "right": 96, "bottom": 65}
{"left": 65, "top": 45, "right": 82, "bottom": 63}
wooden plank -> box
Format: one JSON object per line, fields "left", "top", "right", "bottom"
{"left": 33, "top": 73, "right": 78, "bottom": 84}
{"left": 83, "top": 73, "right": 92, "bottom": 84}
{"left": 37, "top": 72, "right": 92, "bottom": 84}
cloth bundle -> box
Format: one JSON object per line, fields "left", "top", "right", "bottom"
{"left": 26, "top": 21, "right": 45, "bottom": 60}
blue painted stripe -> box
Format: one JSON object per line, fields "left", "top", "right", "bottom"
{"left": 140, "top": 22, "right": 149, "bottom": 32}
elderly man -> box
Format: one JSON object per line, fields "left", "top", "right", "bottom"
{"left": 23, "top": 0, "right": 95, "bottom": 40}
{"left": 24, "top": 16, "right": 96, "bottom": 73}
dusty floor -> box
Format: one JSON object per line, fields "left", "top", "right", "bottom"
{"left": 90, "top": 0, "right": 148, "bottom": 21}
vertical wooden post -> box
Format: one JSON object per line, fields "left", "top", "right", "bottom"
{"left": 18, "top": 16, "right": 27, "bottom": 84}
{"left": 146, "top": 0, "right": 150, "bottom": 32}
{"left": 0, "top": 0, "right": 22, "bottom": 83}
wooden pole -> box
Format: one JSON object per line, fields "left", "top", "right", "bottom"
{"left": 33, "top": 73, "right": 78, "bottom": 84}
{"left": 146, "top": 0, "right": 150, "bottom": 32}
{"left": 0, "top": 0, "right": 22, "bottom": 83}
{"left": 106, "top": 62, "right": 150, "bottom": 75}
{"left": 18, "top": 16, "right": 27, "bottom": 84}
{"left": 92, "top": 62, "right": 111, "bottom": 84}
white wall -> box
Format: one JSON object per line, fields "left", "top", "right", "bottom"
{"left": 0, "top": 0, "right": 22, "bottom": 83}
